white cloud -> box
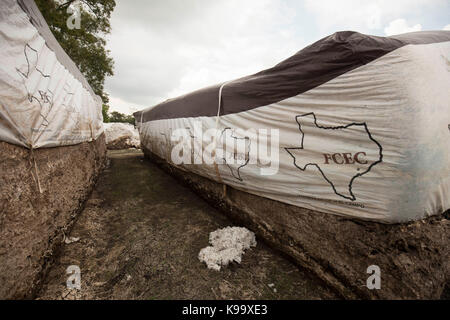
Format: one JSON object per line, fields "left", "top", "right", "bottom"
{"left": 104, "top": 0, "right": 449, "bottom": 115}
{"left": 304, "top": 0, "right": 443, "bottom": 35}
{"left": 443, "top": 24, "right": 450, "bottom": 30}
{"left": 384, "top": 18, "right": 422, "bottom": 36}
{"left": 105, "top": 0, "right": 304, "bottom": 114}
{"left": 108, "top": 96, "right": 144, "bottom": 114}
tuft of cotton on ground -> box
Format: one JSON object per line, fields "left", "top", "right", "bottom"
{"left": 199, "top": 226, "right": 256, "bottom": 271}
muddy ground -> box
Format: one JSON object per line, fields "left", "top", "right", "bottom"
{"left": 37, "top": 149, "right": 336, "bottom": 300}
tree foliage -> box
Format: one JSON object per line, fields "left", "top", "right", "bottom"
{"left": 35, "top": 0, "right": 116, "bottom": 103}
{"left": 102, "top": 104, "right": 110, "bottom": 122}
{"left": 108, "top": 111, "right": 135, "bottom": 126}
{"left": 102, "top": 105, "right": 135, "bottom": 125}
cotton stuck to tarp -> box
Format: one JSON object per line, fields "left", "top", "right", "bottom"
{"left": 135, "top": 30, "right": 450, "bottom": 223}
{"left": 0, "top": 0, "right": 103, "bottom": 149}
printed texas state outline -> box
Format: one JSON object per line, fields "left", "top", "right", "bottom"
{"left": 16, "top": 44, "right": 54, "bottom": 127}
{"left": 285, "top": 112, "right": 382, "bottom": 201}
{"left": 15, "top": 43, "right": 81, "bottom": 129}
{"left": 218, "top": 128, "right": 250, "bottom": 182}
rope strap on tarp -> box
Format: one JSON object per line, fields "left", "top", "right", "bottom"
{"left": 211, "top": 81, "right": 232, "bottom": 195}
{"left": 29, "top": 147, "right": 43, "bottom": 194}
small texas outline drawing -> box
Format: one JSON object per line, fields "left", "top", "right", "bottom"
{"left": 219, "top": 127, "right": 250, "bottom": 182}
{"left": 15, "top": 43, "right": 81, "bottom": 129}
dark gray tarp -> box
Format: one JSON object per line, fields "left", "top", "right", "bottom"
{"left": 135, "top": 30, "right": 450, "bottom": 123}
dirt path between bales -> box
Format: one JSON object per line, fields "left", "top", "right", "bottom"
{"left": 36, "top": 149, "right": 336, "bottom": 300}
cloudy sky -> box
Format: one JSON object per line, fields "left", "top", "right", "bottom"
{"left": 104, "top": 0, "right": 450, "bottom": 114}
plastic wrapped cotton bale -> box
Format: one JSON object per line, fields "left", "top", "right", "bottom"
{"left": 199, "top": 226, "right": 256, "bottom": 271}
{"left": 103, "top": 122, "right": 140, "bottom": 150}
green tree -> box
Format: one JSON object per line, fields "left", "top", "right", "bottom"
{"left": 35, "top": 0, "right": 116, "bottom": 104}
{"left": 109, "top": 111, "right": 135, "bottom": 126}
{"left": 102, "top": 104, "right": 110, "bottom": 123}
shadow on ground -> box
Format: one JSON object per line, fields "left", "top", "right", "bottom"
{"left": 37, "top": 149, "right": 336, "bottom": 300}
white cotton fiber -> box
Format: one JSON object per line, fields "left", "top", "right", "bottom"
{"left": 198, "top": 226, "right": 256, "bottom": 271}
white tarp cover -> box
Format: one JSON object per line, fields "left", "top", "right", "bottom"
{"left": 0, "top": 0, "right": 103, "bottom": 149}
{"left": 136, "top": 32, "right": 450, "bottom": 223}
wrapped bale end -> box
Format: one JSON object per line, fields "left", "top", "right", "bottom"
{"left": 104, "top": 122, "right": 140, "bottom": 150}
{"left": 0, "top": 0, "right": 107, "bottom": 298}
{"left": 135, "top": 30, "right": 450, "bottom": 299}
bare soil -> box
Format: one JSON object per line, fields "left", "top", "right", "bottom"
{"left": 0, "top": 136, "right": 106, "bottom": 299}
{"left": 37, "top": 149, "right": 336, "bottom": 300}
